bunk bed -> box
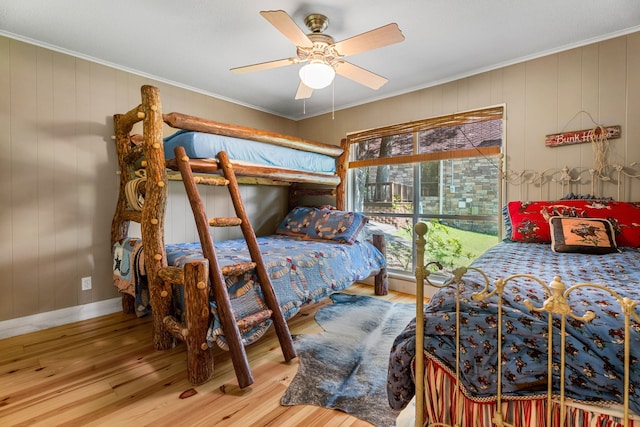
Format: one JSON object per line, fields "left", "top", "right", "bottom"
{"left": 111, "top": 85, "right": 387, "bottom": 387}
{"left": 389, "top": 160, "right": 640, "bottom": 426}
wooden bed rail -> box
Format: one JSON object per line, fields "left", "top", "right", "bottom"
{"left": 163, "top": 112, "right": 343, "bottom": 158}
{"left": 165, "top": 158, "right": 341, "bottom": 186}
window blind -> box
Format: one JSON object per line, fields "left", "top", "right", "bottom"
{"left": 346, "top": 106, "right": 504, "bottom": 144}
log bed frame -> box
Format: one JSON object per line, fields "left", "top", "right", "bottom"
{"left": 111, "top": 85, "right": 388, "bottom": 386}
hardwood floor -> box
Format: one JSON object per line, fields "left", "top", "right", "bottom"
{"left": 0, "top": 284, "right": 416, "bottom": 426}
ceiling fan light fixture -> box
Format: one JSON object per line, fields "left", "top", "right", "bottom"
{"left": 298, "top": 61, "right": 335, "bottom": 89}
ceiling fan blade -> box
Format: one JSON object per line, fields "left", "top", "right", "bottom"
{"left": 260, "top": 10, "right": 313, "bottom": 48}
{"left": 294, "top": 81, "right": 313, "bottom": 100}
{"left": 333, "top": 23, "right": 405, "bottom": 57}
{"left": 335, "top": 61, "right": 388, "bottom": 90}
{"left": 230, "top": 57, "right": 300, "bottom": 74}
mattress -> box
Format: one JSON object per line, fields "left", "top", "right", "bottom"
{"left": 163, "top": 130, "right": 336, "bottom": 174}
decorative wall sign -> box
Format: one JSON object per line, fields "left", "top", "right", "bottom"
{"left": 545, "top": 125, "right": 621, "bottom": 147}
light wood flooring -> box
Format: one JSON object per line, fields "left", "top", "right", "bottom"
{"left": 0, "top": 283, "right": 416, "bottom": 427}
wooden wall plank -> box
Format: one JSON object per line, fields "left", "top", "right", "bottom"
{"left": 0, "top": 37, "right": 14, "bottom": 320}
{"left": 598, "top": 37, "right": 628, "bottom": 174}
{"left": 10, "top": 41, "right": 39, "bottom": 317}
{"left": 467, "top": 72, "right": 492, "bottom": 109}
{"left": 35, "top": 46, "right": 56, "bottom": 314}
{"left": 501, "top": 62, "right": 527, "bottom": 187}
{"left": 626, "top": 32, "right": 640, "bottom": 201}
{"left": 52, "top": 51, "right": 78, "bottom": 310}
{"left": 89, "top": 62, "right": 120, "bottom": 301}
{"left": 75, "top": 58, "right": 93, "bottom": 306}
{"left": 556, "top": 47, "right": 585, "bottom": 164}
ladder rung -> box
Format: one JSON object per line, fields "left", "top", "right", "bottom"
{"left": 122, "top": 210, "right": 142, "bottom": 223}
{"left": 221, "top": 262, "right": 256, "bottom": 277}
{"left": 192, "top": 175, "right": 229, "bottom": 186}
{"left": 236, "top": 310, "right": 272, "bottom": 331}
{"left": 209, "top": 217, "right": 242, "bottom": 227}
{"left": 163, "top": 315, "right": 189, "bottom": 339}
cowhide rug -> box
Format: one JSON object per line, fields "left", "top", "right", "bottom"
{"left": 280, "top": 293, "right": 416, "bottom": 427}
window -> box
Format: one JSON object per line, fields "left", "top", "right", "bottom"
{"left": 347, "top": 106, "right": 503, "bottom": 275}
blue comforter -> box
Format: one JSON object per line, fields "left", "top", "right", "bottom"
{"left": 387, "top": 241, "right": 640, "bottom": 413}
{"left": 114, "top": 234, "right": 385, "bottom": 349}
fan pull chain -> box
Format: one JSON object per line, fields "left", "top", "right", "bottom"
{"left": 332, "top": 80, "right": 335, "bottom": 120}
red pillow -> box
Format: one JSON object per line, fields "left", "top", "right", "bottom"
{"left": 507, "top": 200, "right": 640, "bottom": 247}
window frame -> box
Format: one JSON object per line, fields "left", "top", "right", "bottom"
{"left": 345, "top": 105, "right": 505, "bottom": 275}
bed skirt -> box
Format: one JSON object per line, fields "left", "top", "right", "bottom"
{"left": 418, "top": 357, "right": 639, "bottom": 427}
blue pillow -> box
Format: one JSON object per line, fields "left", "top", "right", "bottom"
{"left": 306, "top": 209, "right": 368, "bottom": 244}
{"left": 275, "top": 207, "right": 320, "bottom": 237}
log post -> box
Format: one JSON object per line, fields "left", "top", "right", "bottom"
{"left": 373, "top": 233, "right": 388, "bottom": 295}
{"left": 288, "top": 183, "right": 300, "bottom": 211}
{"left": 163, "top": 315, "right": 189, "bottom": 338}
{"left": 183, "top": 259, "right": 214, "bottom": 385}
{"left": 112, "top": 110, "right": 143, "bottom": 315}
{"left": 140, "top": 85, "right": 173, "bottom": 351}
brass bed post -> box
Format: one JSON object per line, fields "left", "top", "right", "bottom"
{"left": 414, "top": 222, "right": 428, "bottom": 427}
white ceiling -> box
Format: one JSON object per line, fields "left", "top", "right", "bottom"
{"left": 1, "top": 1, "right": 639, "bottom": 120}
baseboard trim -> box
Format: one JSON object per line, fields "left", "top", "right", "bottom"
{"left": 0, "top": 275, "right": 418, "bottom": 340}
{"left": 359, "top": 273, "right": 437, "bottom": 299}
{"left": 0, "top": 298, "right": 122, "bottom": 340}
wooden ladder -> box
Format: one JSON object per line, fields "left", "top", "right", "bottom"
{"left": 173, "top": 146, "right": 296, "bottom": 388}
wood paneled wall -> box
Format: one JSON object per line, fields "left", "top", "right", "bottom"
{"left": 298, "top": 32, "right": 640, "bottom": 203}
{"left": 0, "top": 37, "right": 292, "bottom": 321}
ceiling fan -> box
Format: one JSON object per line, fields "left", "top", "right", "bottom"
{"left": 230, "top": 10, "right": 405, "bottom": 100}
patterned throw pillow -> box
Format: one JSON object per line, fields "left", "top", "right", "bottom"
{"left": 306, "top": 209, "right": 368, "bottom": 244}
{"left": 549, "top": 217, "right": 618, "bottom": 254}
{"left": 502, "top": 204, "right": 513, "bottom": 240}
{"left": 507, "top": 200, "right": 640, "bottom": 247}
{"left": 275, "top": 206, "right": 320, "bottom": 237}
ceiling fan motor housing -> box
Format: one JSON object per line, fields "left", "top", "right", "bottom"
{"left": 304, "top": 13, "right": 329, "bottom": 33}
{"left": 297, "top": 33, "right": 340, "bottom": 67}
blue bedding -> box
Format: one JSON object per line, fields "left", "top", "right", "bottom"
{"left": 163, "top": 130, "right": 336, "bottom": 174}
{"left": 387, "top": 241, "right": 640, "bottom": 413}
{"left": 114, "top": 234, "right": 385, "bottom": 348}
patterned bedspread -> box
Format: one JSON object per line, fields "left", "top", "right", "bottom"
{"left": 387, "top": 241, "right": 640, "bottom": 414}
{"left": 113, "top": 234, "right": 385, "bottom": 348}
